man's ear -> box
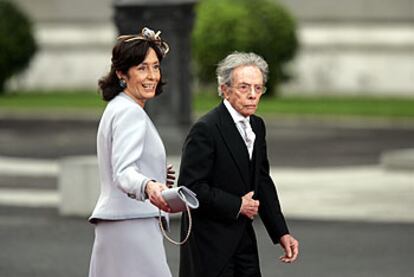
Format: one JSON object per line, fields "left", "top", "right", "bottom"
{"left": 220, "top": 84, "right": 230, "bottom": 99}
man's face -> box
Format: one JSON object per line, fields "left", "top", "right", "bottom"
{"left": 222, "top": 65, "right": 264, "bottom": 117}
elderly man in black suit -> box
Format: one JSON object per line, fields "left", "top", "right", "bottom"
{"left": 179, "top": 52, "right": 299, "bottom": 277}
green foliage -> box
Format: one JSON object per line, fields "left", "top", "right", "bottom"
{"left": 1, "top": 91, "right": 414, "bottom": 119}
{"left": 192, "top": 0, "right": 298, "bottom": 95}
{"left": 0, "top": 91, "right": 105, "bottom": 108}
{"left": 0, "top": 0, "right": 37, "bottom": 94}
{"left": 193, "top": 92, "right": 414, "bottom": 118}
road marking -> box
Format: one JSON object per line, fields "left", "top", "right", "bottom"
{"left": 0, "top": 189, "right": 58, "bottom": 208}
{"left": 0, "top": 156, "right": 58, "bottom": 177}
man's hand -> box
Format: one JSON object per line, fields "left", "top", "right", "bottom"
{"left": 279, "top": 234, "right": 299, "bottom": 263}
{"left": 166, "top": 164, "right": 176, "bottom": 188}
{"left": 239, "top": 191, "right": 260, "bottom": 219}
{"left": 145, "top": 181, "right": 171, "bottom": 212}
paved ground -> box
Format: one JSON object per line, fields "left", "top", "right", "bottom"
{"left": 1, "top": 115, "right": 414, "bottom": 276}
{"left": 2, "top": 116, "right": 414, "bottom": 167}
{"left": 1, "top": 206, "right": 413, "bottom": 277}
{"left": 1, "top": 156, "right": 413, "bottom": 223}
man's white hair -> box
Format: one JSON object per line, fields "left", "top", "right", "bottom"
{"left": 216, "top": 51, "right": 269, "bottom": 97}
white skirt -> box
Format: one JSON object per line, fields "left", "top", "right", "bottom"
{"left": 88, "top": 218, "right": 172, "bottom": 277}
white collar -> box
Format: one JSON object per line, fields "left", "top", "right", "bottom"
{"left": 223, "top": 99, "right": 250, "bottom": 124}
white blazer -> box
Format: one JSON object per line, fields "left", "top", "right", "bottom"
{"left": 89, "top": 92, "right": 168, "bottom": 222}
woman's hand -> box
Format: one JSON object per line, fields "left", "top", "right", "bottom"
{"left": 166, "top": 164, "right": 176, "bottom": 188}
{"left": 145, "top": 181, "right": 171, "bottom": 212}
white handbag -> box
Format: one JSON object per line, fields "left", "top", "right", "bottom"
{"left": 161, "top": 186, "right": 199, "bottom": 213}
{"left": 158, "top": 186, "right": 199, "bottom": 245}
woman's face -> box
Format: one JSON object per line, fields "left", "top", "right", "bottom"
{"left": 124, "top": 47, "right": 161, "bottom": 107}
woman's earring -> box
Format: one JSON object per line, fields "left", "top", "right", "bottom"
{"left": 119, "top": 79, "right": 127, "bottom": 89}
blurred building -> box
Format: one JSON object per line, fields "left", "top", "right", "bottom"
{"left": 280, "top": 0, "right": 414, "bottom": 97}
{"left": 8, "top": 0, "right": 414, "bottom": 96}
{"left": 9, "top": 0, "right": 114, "bottom": 91}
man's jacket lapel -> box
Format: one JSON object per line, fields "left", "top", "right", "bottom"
{"left": 216, "top": 103, "right": 251, "bottom": 189}
{"left": 250, "top": 116, "right": 262, "bottom": 193}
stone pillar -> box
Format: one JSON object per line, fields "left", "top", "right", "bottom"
{"left": 58, "top": 156, "right": 100, "bottom": 216}
{"left": 113, "top": 0, "right": 197, "bottom": 154}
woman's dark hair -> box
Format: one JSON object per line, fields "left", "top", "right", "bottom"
{"left": 98, "top": 39, "right": 166, "bottom": 101}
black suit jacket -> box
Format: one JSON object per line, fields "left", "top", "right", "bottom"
{"left": 179, "top": 102, "right": 289, "bottom": 277}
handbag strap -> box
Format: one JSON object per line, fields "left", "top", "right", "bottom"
{"left": 158, "top": 193, "right": 193, "bottom": 245}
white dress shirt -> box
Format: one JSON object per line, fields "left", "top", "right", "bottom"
{"left": 89, "top": 92, "right": 167, "bottom": 222}
{"left": 223, "top": 99, "right": 256, "bottom": 159}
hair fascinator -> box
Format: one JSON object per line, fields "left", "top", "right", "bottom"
{"left": 117, "top": 27, "right": 170, "bottom": 57}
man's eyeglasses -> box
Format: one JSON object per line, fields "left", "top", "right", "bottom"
{"left": 231, "top": 83, "right": 267, "bottom": 95}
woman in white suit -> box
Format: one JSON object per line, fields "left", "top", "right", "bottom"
{"left": 88, "top": 27, "right": 173, "bottom": 277}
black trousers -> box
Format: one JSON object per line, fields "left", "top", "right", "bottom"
{"left": 218, "top": 224, "right": 262, "bottom": 277}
